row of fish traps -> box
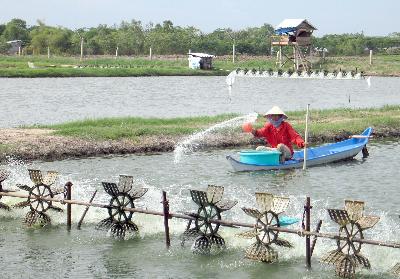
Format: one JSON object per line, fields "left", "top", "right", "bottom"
{"left": 1, "top": 169, "right": 400, "bottom": 278}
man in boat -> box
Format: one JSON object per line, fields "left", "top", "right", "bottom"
{"left": 245, "top": 106, "right": 305, "bottom": 163}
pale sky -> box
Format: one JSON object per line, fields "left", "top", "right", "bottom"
{"left": 1, "top": 0, "right": 398, "bottom": 36}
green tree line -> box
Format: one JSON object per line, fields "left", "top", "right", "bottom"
{"left": 0, "top": 18, "right": 400, "bottom": 56}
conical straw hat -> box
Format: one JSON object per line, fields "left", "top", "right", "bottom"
{"left": 264, "top": 106, "right": 288, "bottom": 119}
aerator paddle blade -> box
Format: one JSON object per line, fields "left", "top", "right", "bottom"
{"left": 13, "top": 200, "right": 31, "bottom": 208}
{"left": 111, "top": 223, "right": 125, "bottom": 238}
{"left": 28, "top": 169, "right": 43, "bottom": 185}
{"left": 24, "top": 211, "right": 51, "bottom": 227}
{"left": 193, "top": 235, "right": 212, "bottom": 251}
{"left": 118, "top": 175, "right": 133, "bottom": 193}
{"left": 275, "top": 238, "right": 293, "bottom": 248}
{"left": 0, "top": 170, "right": 12, "bottom": 211}
{"left": 357, "top": 215, "right": 380, "bottom": 230}
{"left": 210, "top": 234, "right": 225, "bottom": 247}
{"left": 245, "top": 241, "right": 278, "bottom": 263}
{"left": 16, "top": 184, "right": 32, "bottom": 192}
{"left": 335, "top": 256, "right": 356, "bottom": 279}
{"left": 320, "top": 249, "right": 346, "bottom": 265}
{"left": 242, "top": 207, "right": 263, "bottom": 219}
{"left": 42, "top": 171, "right": 59, "bottom": 186}
{"left": 271, "top": 196, "right": 290, "bottom": 215}
{"left": 102, "top": 182, "right": 119, "bottom": 196}
{"left": 344, "top": 200, "right": 364, "bottom": 221}
{"left": 255, "top": 192, "right": 274, "bottom": 212}
{"left": 190, "top": 190, "right": 208, "bottom": 207}
{"left": 327, "top": 209, "right": 351, "bottom": 226}
{"left": 236, "top": 229, "right": 258, "bottom": 239}
{"left": 391, "top": 263, "right": 400, "bottom": 277}
{"left": 206, "top": 185, "right": 224, "bottom": 204}
{"left": 0, "top": 169, "right": 10, "bottom": 182}
{"left": 123, "top": 221, "right": 139, "bottom": 233}
{"left": 0, "top": 202, "right": 10, "bottom": 211}
{"left": 96, "top": 217, "right": 114, "bottom": 231}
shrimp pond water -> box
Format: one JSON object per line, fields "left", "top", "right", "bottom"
{"left": 1, "top": 76, "right": 400, "bottom": 127}
{"left": 1, "top": 76, "right": 400, "bottom": 278}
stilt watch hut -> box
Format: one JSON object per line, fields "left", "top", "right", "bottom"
{"left": 271, "top": 19, "right": 316, "bottom": 70}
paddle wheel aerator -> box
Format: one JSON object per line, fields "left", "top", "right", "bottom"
{"left": 0, "top": 169, "right": 12, "bottom": 211}
{"left": 321, "top": 200, "right": 380, "bottom": 278}
{"left": 13, "top": 169, "right": 65, "bottom": 226}
{"left": 182, "top": 185, "right": 237, "bottom": 253}
{"left": 96, "top": 175, "right": 148, "bottom": 238}
{"left": 238, "top": 193, "right": 293, "bottom": 263}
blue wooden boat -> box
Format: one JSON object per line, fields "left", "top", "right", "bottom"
{"left": 226, "top": 127, "right": 372, "bottom": 172}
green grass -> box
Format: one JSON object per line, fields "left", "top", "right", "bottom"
{"left": 39, "top": 114, "right": 238, "bottom": 141}
{"left": 313, "top": 55, "right": 400, "bottom": 76}
{"left": 0, "top": 67, "right": 225, "bottom": 77}
{"left": 0, "top": 55, "right": 227, "bottom": 77}
{"left": 37, "top": 106, "right": 400, "bottom": 141}
{"left": 0, "top": 143, "right": 13, "bottom": 153}
{"left": 281, "top": 105, "right": 400, "bottom": 137}
{"left": 1, "top": 54, "right": 399, "bottom": 77}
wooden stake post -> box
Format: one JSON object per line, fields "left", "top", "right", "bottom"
{"left": 305, "top": 197, "right": 312, "bottom": 268}
{"left": 66, "top": 182, "right": 72, "bottom": 230}
{"left": 162, "top": 191, "right": 171, "bottom": 248}
{"left": 303, "top": 104, "right": 310, "bottom": 170}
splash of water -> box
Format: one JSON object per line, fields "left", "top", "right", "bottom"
{"left": 225, "top": 71, "right": 236, "bottom": 87}
{"left": 366, "top": 76, "right": 371, "bottom": 88}
{"left": 173, "top": 113, "right": 258, "bottom": 163}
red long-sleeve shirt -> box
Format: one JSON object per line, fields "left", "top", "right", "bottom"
{"left": 254, "top": 122, "right": 304, "bottom": 154}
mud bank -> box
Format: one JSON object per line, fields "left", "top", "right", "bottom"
{"left": 0, "top": 127, "right": 399, "bottom": 162}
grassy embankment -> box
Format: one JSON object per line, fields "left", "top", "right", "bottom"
{"left": 39, "top": 106, "right": 400, "bottom": 142}
{"left": 0, "top": 56, "right": 226, "bottom": 77}
{"left": 1, "top": 54, "right": 400, "bottom": 77}
{"left": 39, "top": 114, "right": 238, "bottom": 142}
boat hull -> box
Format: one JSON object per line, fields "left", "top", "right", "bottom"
{"left": 226, "top": 127, "right": 372, "bottom": 172}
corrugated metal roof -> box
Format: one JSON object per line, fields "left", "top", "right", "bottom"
{"left": 188, "top": 52, "right": 214, "bottom": 58}
{"left": 275, "top": 19, "right": 316, "bottom": 31}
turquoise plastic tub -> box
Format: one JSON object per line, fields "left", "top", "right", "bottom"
{"left": 239, "top": 150, "right": 281, "bottom": 165}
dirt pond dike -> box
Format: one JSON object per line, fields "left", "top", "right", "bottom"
{"left": 0, "top": 127, "right": 399, "bottom": 163}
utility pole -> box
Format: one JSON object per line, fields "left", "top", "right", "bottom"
{"left": 80, "top": 37, "right": 84, "bottom": 61}
{"left": 369, "top": 49, "right": 373, "bottom": 65}
{"left": 224, "top": 29, "right": 236, "bottom": 64}
{"left": 76, "top": 29, "right": 85, "bottom": 62}
{"left": 232, "top": 41, "right": 236, "bottom": 64}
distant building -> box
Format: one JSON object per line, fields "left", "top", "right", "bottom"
{"left": 6, "top": 40, "right": 22, "bottom": 55}
{"left": 271, "top": 19, "right": 317, "bottom": 70}
{"left": 188, "top": 53, "right": 214, "bottom": 70}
